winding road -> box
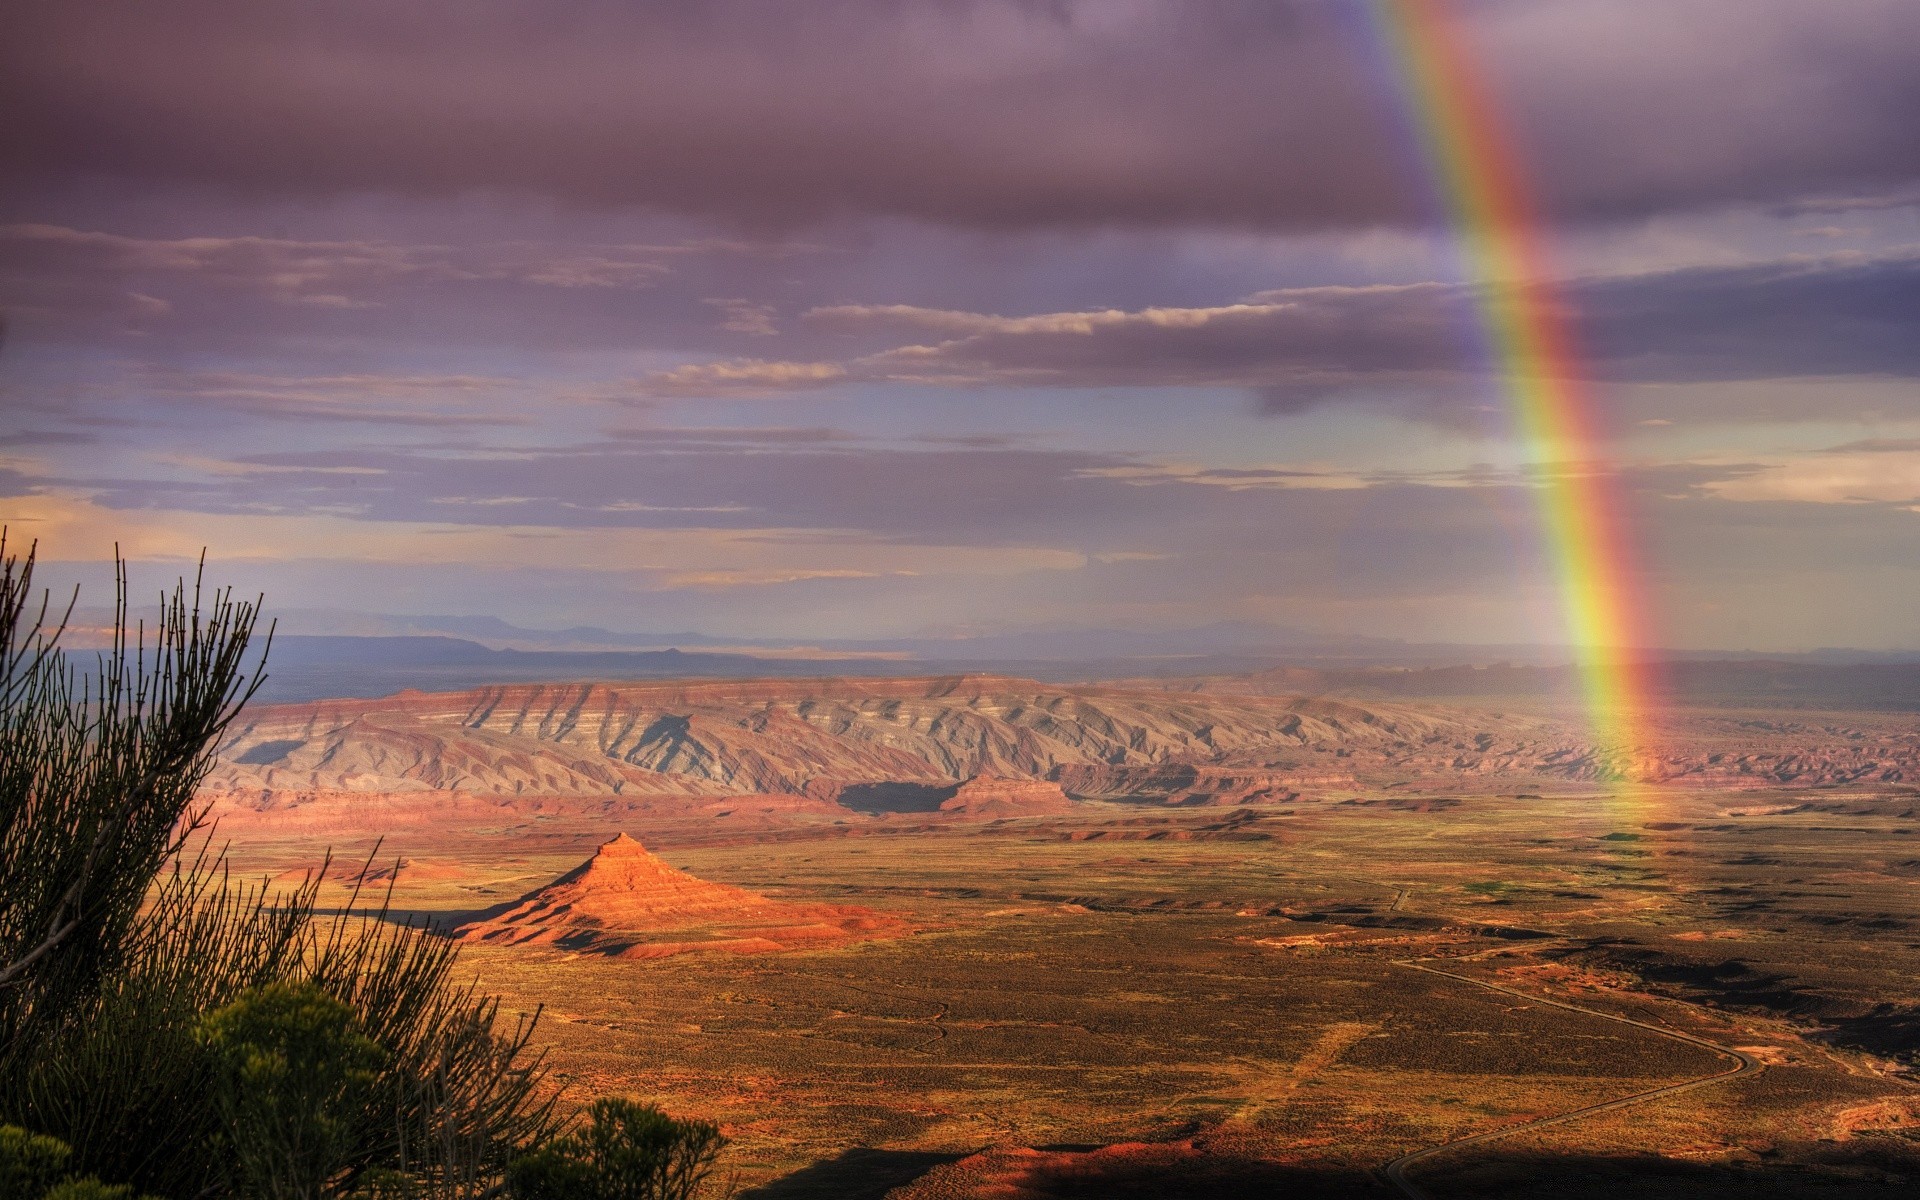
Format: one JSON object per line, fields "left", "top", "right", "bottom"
{"left": 1378, "top": 954, "right": 1764, "bottom": 1199}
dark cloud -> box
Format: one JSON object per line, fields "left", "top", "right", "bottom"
{"left": 72, "top": 437, "right": 1141, "bottom": 543}
{"left": 32, "top": 433, "right": 1566, "bottom": 623}
{"left": 5, "top": 1, "right": 1917, "bottom": 652}
{"left": 684, "top": 250, "right": 1920, "bottom": 417}
{"left": 126, "top": 369, "right": 537, "bottom": 426}
{"left": 4, "top": 1, "right": 1916, "bottom": 231}
{"left": 16, "top": 422, "right": 1919, "bottom": 647}
{"left": 0, "top": 430, "right": 95, "bottom": 448}
{"left": 0, "top": 223, "right": 676, "bottom": 300}
{"left": 1770, "top": 188, "right": 1920, "bottom": 217}
{"left": 1578, "top": 252, "right": 1920, "bottom": 382}
{"left": 41, "top": 425, "right": 1772, "bottom": 558}
{"left": 0, "top": 221, "right": 758, "bottom": 354}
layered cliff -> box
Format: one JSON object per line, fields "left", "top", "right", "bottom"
{"left": 207, "top": 675, "right": 1501, "bottom": 800}
{"left": 203, "top": 675, "right": 1920, "bottom": 812}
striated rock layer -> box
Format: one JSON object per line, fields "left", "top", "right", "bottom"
{"left": 206, "top": 675, "right": 1525, "bottom": 801}
{"left": 204, "top": 675, "right": 1920, "bottom": 822}
{"left": 453, "top": 833, "right": 906, "bottom": 958}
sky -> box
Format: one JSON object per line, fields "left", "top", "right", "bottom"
{"left": 2, "top": 0, "right": 1918, "bottom": 653}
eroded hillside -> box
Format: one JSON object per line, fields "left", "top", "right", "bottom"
{"left": 204, "top": 675, "right": 1919, "bottom": 813}
{"left": 208, "top": 676, "right": 1518, "bottom": 800}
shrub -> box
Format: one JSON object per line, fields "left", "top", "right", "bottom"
{"left": 0, "top": 1125, "right": 159, "bottom": 1200}
{"left": 506, "top": 1100, "right": 725, "bottom": 1200}
{"left": 1, "top": 1123, "right": 73, "bottom": 1195}
{"left": 200, "top": 982, "right": 387, "bottom": 1200}
{"left": 42, "top": 1180, "right": 150, "bottom": 1200}
{"left": 0, "top": 535, "right": 721, "bottom": 1197}
{"left": 0, "top": 540, "right": 264, "bottom": 1039}
{"left": 0, "top": 538, "right": 557, "bottom": 1197}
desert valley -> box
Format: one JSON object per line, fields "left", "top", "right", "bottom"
{"left": 9, "top": 3, "right": 1920, "bottom": 1195}
{"left": 204, "top": 671, "right": 1920, "bottom": 1197}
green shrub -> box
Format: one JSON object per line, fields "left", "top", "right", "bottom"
{"left": 505, "top": 1100, "right": 724, "bottom": 1200}
{"left": 0, "top": 1124, "right": 159, "bottom": 1200}
{"left": 502, "top": 1145, "right": 599, "bottom": 1200}
{"left": 200, "top": 982, "right": 387, "bottom": 1200}
{"left": 42, "top": 1179, "right": 148, "bottom": 1200}
{"left": 1, "top": 1123, "right": 74, "bottom": 1195}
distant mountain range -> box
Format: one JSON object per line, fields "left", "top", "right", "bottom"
{"left": 256, "top": 610, "right": 1920, "bottom": 664}
{"left": 1152, "top": 659, "right": 1920, "bottom": 713}
{"left": 47, "top": 605, "right": 1920, "bottom": 705}
{"left": 219, "top": 635, "right": 1920, "bottom": 710}
{"left": 246, "top": 636, "right": 903, "bottom": 701}
{"left": 254, "top": 611, "right": 1422, "bottom": 660}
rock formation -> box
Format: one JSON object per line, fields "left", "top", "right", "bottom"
{"left": 452, "top": 833, "right": 906, "bottom": 958}
{"left": 205, "top": 675, "right": 1523, "bottom": 801}
{"left": 202, "top": 676, "right": 1920, "bottom": 825}
{"left": 938, "top": 775, "right": 1074, "bottom": 818}
{"left": 1049, "top": 763, "right": 1312, "bottom": 806}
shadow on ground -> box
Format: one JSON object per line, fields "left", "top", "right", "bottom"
{"left": 309, "top": 906, "right": 484, "bottom": 931}
{"left": 743, "top": 1144, "right": 1919, "bottom": 1199}
{"left": 737, "top": 1149, "right": 970, "bottom": 1199}
{"left": 1418, "top": 1148, "right": 1916, "bottom": 1198}
{"left": 833, "top": 782, "right": 957, "bottom": 815}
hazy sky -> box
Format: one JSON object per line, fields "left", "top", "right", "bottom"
{"left": 3, "top": 0, "right": 1918, "bottom": 650}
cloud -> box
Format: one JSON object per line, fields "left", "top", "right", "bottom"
{"left": 0, "top": 430, "right": 96, "bottom": 449}
{"left": 0, "top": 216, "right": 843, "bottom": 371}
{"left": 1701, "top": 442, "right": 1920, "bottom": 505}
{"left": 129, "top": 368, "right": 535, "bottom": 425}
{"left": 1073, "top": 462, "right": 1371, "bottom": 491}
{"left": 4, "top": 1, "right": 1916, "bottom": 231}
{"left": 58, "top": 436, "right": 1143, "bottom": 543}
{"left": 1, "top": 486, "right": 1088, "bottom": 582}
{"left": 15, "top": 430, "right": 1920, "bottom": 649}
{"left": 655, "top": 567, "right": 904, "bottom": 589}
{"left": 652, "top": 251, "right": 1920, "bottom": 413}
{"left": 808, "top": 302, "right": 1295, "bottom": 338}
{"left": 0, "top": 223, "right": 679, "bottom": 313}
{"left": 650, "top": 359, "right": 847, "bottom": 395}
{"left": 703, "top": 298, "right": 778, "bottom": 336}
{"left": 1770, "top": 187, "right": 1920, "bottom": 217}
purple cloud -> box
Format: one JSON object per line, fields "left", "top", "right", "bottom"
{"left": 643, "top": 251, "right": 1920, "bottom": 416}
{"left": 4, "top": 1, "right": 1916, "bottom": 230}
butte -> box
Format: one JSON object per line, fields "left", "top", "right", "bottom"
{"left": 453, "top": 833, "right": 907, "bottom": 958}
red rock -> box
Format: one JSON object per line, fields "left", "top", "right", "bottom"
{"left": 452, "top": 833, "right": 908, "bottom": 958}
{"left": 201, "top": 676, "right": 1920, "bottom": 824}
{"left": 938, "top": 775, "right": 1074, "bottom": 818}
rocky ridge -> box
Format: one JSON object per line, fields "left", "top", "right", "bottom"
{"left": 203, "top": 676, "right": 1920, "bottom": 818}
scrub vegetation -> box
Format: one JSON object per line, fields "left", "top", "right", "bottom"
{"left": 0, "top": 535, "right": 724, "bottom": 1199}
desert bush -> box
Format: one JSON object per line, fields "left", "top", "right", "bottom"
{"left": 0, "top": 1124, "right": 159, "bottom": 1200}
{"left": 201, "top": 982, "right": 388, "bottom": 1200}
{"left": 6, "top": 838, "right": 559, "bottom": 1196}
{"left": 41, "top": 1179, "right": 152, "bottom": 1200}
{"left": 505, "top": 1099, "right": 725, "bottom": 1200}
{"left": 0, "top": 535, "right": 264, "bottom": 1050}
{"left": 0, "top": 536, "right": 558, "bottom": 1197}
{"left": 1, "top": 1121, "right": 74, "bottom": 1195}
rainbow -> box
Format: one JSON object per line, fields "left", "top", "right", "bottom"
{"left": 1356, "top": 0, "right": 1659, "bottom": 782}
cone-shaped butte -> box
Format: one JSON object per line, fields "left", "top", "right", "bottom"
{"left": 454, "top": 833, "right": 907, "bottom": 959}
